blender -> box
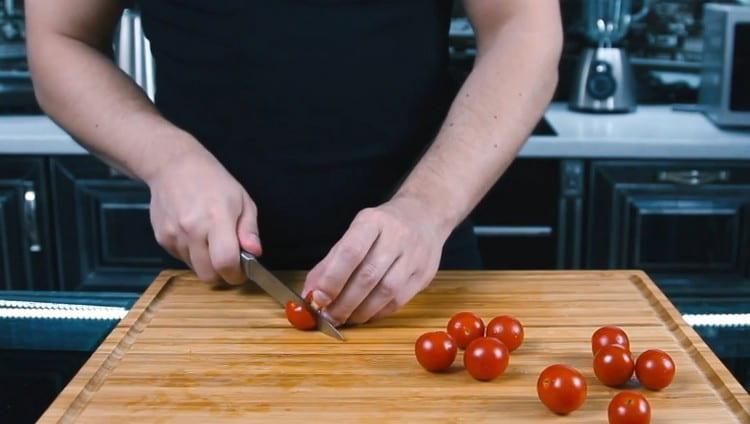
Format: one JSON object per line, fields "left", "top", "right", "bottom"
{"left": 569, "top": 0, "right": 649, "bottom": 113}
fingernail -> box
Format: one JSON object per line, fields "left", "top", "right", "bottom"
{"left": 312, "top": 290, "right": 332, "bottom": 308}
{"left": 248, "top": 233, "right": 262, "bottom": 251}
{"left": 321, "top": 310, "right": 341, "bottom": 327}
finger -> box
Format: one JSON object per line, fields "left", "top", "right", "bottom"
{"left": 370, "top": 269, "right": 436, "bottom": 322}
{"left": 347, "top": 256, "right": 413, "bottom": 324}
{"left": 175, "top": 238, "right": 192, "bottom": 268}
{"left": 189, "top": 238, "right": 219, "bottom": 284}
{"left": 323, "top": 234, "right": 401, "bottom": 325}
{"left": 208, "top": 218, "right": 245, "bottom": 285}
{"left": 237, "top": 193, "right": 262, "bottom": 256}
{"left": 302, "top": 218, "right": 380, "bottom": 309}
{"left": 370, "top": 299, "right": 400, "bottom": 322}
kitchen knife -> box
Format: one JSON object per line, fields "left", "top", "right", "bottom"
{"left": 240, "top": 251, "right": 345, "bottom": 341}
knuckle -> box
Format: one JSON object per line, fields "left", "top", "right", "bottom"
{"left": 357, "top": 262, "right": 381, "bottom": 287}
{"left": 378, "top": 279, "right": 400, "bottom": 299}
{"left": 316, "top": 269, "right": 341, "bottom": 293}
{"left": 338, "top": 244, "right": 363, "bottom": 263}
{"left": 177, "top": 215, "right": 201, "bottom": 235}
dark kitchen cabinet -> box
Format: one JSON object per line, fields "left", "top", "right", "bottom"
{"left": 49, "top": 157, "right": 167, "bottom": 291}
{"left": 586, "top": 161, "right": 750, "bottom": 276}
{"left": 0, "top": 158, "right": 54, "bottom": 290}
{"left": 471, "top": 159, "right": 583, "bottom": 269}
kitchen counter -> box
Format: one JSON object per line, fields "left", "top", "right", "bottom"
{"left": 0, "top": 102, "right": 749, "bottom": 158}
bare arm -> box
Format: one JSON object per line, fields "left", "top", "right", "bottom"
{"left": 26, "top": 0, "right": 262, "bottom": 284}
{"left": 394, "top": 0, "right": 563, "bottom": 233}
{"left": 25, "top": 0, "right": 204, "bottom": 180}
{"left": 303, "top": 0, "right": 562, "bottom": 325}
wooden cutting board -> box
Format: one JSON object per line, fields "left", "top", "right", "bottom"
{"left": 40, "top": 271, "right": 750, "bottom": 423}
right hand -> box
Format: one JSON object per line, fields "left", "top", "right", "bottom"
{"left": 146, "top": 149, "right": 262, "bottom": 285}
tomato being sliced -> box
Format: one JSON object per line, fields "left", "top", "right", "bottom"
{"left": 608, "top": 391, "right": 651, "bottom": 424}
{"left": 592, "top": 326, "right": 630, "bottom": 355}
{"left": 285, "top": 293, "right": 317, "bottom": 331}
{"left": 463, "top": 337, "right": 509, "bottom": 381}
{"left": 447, "top": 312, "right": 485, "bottom": 349}
{"left": 537, "top": 364, "right": 587, "bottom": 415}
{"left": 486, "top": 315, "right": 524, "bottom": 352}
{"left": 415, "top": 331, "right": 457, "bottom": 372}
{"left": 594, "top": 344, "right": 635, "bottom": 387}
{"left": 635, "top": 349, "right": 675, "bottom": 390}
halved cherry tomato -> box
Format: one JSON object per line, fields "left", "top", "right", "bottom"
{"left": 594, "top": 344, "right": 634, "bottom": 387}
{"left": 447, "top": 312, "right": 485, "bottom": 349}
{"left": 537, "top": 364, "right": 587, "bottom": 415}
{"left": 415, "top": 331, "right": 457, "bottom": 372}
{"left": 486, "top": 315, "right": 524, "bottom": 352}
{"left": 592, "top": 326, "right": 630, "bottom": 355}
{"left": 463, "top": 337, "right": 509, "bottom": 381}
{"left": 608, "top": 391, "right": 651, "bottom": 424}
{"left": 285, "top": 293, "right": 317, "bottom": 331}
{"left": 635, "top": 349, "right": 675, "bottom": 390}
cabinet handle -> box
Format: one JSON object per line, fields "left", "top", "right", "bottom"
{"left": 24, "top": 189, "right": 42, "bottom": 253}
{"left": 657, "top": 170, "right": 730, "bottom": 186}
{"left": 473, "top": 226, "right": 553, "bottom": 237}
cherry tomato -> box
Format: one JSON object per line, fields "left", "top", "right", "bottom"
{"left": 594, "top": 344, "right": 635, "bottom": 387}
{"left": 635, "top": 349, "right": 676, "bottom": 390}
{"left": 537, "top": 364, "right": 587, "bottom": 415}
{"left": 447, "top": 312, "right": 485, "bottom": 349}
{"left": 415, "top": 331, "right": 457, "bottom": 372}
{"left": 285, "top": 293, "right": 317, "bottom": 331}
{"left": 486, "top": 315, "right": 524, "bottom": 352}
{"left": 464, "top": 337, "right": 509, "bottom": 381}
{"left": 592, "top": 326, "right": 630, "bottom": 355}
{"left": 608, "top": 391, "right": 651, "bottom": 424}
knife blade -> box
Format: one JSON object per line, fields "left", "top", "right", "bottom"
{"left": 240, "top": 251, "right": 345, "bottom": 341}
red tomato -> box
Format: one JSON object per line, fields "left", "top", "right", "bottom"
{"left": 285, "top": 293, "right": 317, "bottom": 331}
{"left": 592, "top": 326, "right": 630, "bottom": 355}
{"left": 447, "top": 312, "right": 485, "bottom": 349}
{"left": 537, "top": 364, "right": 587, "bottom": 415}
{"left": 594, "top": 344, "right": 635, "bottom": 387}
{"left": 608, "top": 391, "right": 651, "bottom": 424}
{"left": 635, "top": 349, "right": 676, "bottom": 390}
{"left": 463, "top": 337, "right": 509, "bottom": 381}
{"left": 415, "top": 331, "right": 457, "bottom": 372}
{"left": 486, "top": 315, "right": 524, "bottom": 352}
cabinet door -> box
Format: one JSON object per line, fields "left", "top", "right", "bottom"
{"left": 587, "top": 161, "right": 750, "bottom": 275}
{"left": 471, "top": 159, "right": 562, "bottom": 269}
{"left": 50, "top": 157, "right": 175, "bottom": 291}
{"left": 0, "top": 157, "right": 54, "bottom": 290}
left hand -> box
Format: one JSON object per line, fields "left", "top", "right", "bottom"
{"left": 302, "top": 195, "right": 453, "bottom": 325}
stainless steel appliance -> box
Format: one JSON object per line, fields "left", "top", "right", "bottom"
{"left": 569, "top": 0, "right": 649, "bottom": 113}
{"left": 114, "top": 9, "right": 155, "bottom": 101}
{"left": 698, "top": 4, "right": 750, "bottom": 128}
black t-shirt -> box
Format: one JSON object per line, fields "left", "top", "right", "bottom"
{"left": 141, "top": 0, "right": 479, "bottom": 269}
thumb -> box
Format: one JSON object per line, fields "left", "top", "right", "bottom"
{"left": 237, "top": 193, "right": 262, "bottom": 256}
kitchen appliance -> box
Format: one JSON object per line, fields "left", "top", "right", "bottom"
{"left": 114, "top": 8, "right": 155, "bottom": 101}
{"left": 240, "top": 251, "right": 344, "bottom": 341}
{"left": 569, "top": 0, "right": 649, "bottom": 113}
{"left": 698, "top": 4, "right": 750, "bottom": 128}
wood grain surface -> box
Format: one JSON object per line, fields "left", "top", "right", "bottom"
{"left": 40, "top": 270, "right": 750, "bottom": 423}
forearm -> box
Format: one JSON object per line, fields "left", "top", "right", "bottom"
{"left": 395, "top": 10, "right": 562, "bottom": 234}
{"left": 27, "top": 30, "right": 210, "bottom": 183}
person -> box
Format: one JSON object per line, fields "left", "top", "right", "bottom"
{"left": 25, "top": 0, "right": 562, "bottom": 326}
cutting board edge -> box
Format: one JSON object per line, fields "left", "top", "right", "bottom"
{"left": 37, "top": 270, "right": 187, "bottom": 424}
{"left": 37, "top": 269, "right": 750, "bottom": 422}
{"left": 628, "top": 270, "right": 750, "bottom": 420}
